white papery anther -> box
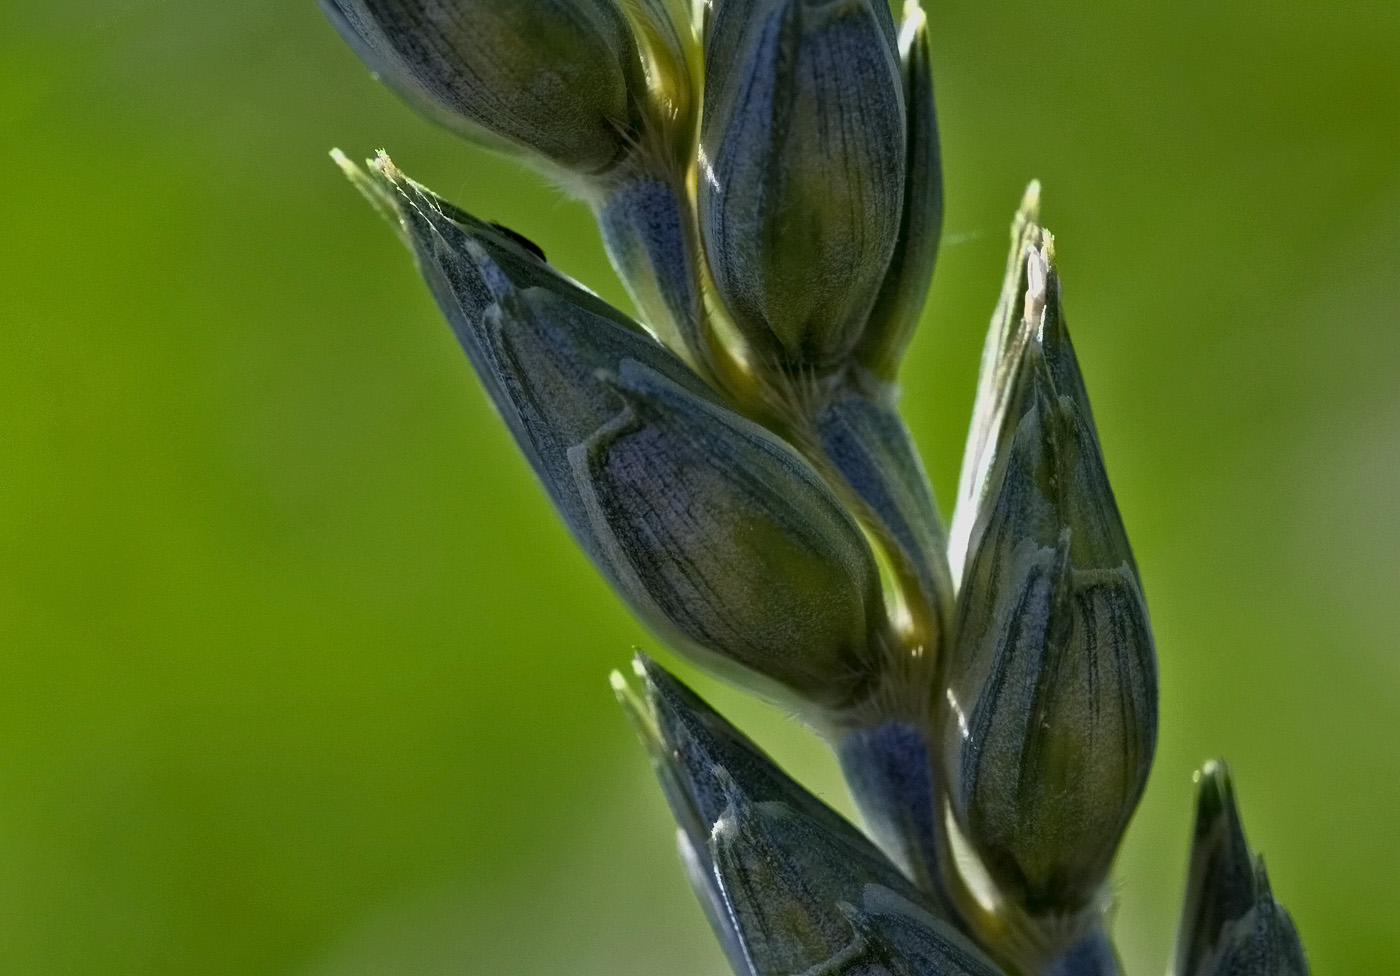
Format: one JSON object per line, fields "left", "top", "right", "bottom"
{"left": 1023, "top": 245, "right": 1049, "bottom": 337}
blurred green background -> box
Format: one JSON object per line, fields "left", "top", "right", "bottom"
{"left": 2, "top": 1, "right": 1397, "bottom": 973}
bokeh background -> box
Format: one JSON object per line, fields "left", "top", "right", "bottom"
{"left": 3, "top": 1, "right": 1398, "bottom": 973}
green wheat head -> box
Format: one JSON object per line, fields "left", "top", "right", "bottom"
{"left": 319, "top": 2, "right": 1309, "bottom": 973}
